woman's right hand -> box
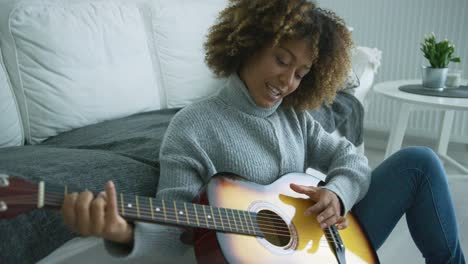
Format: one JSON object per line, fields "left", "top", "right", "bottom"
{"left": 61, "top": 181, "right": 134, "bottom": 245}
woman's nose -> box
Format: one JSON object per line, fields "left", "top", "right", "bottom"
{"left": 279, "top": 69, "right": 295, "bottom": 88}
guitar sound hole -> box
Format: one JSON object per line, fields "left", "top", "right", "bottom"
{"left": 257, "top": 209, "right": 291, "bottom": 247}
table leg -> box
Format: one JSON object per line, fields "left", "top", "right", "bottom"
{"left": 385, "top": 103, "right": 412, "bottom": 159}
{"left": 436, "top": 110, "right": 454, "bottom": 155}
{"left": 436, "top": 110, "right": 468, "bottom": 175}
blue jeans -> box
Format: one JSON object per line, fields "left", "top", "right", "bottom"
{"left": 352, "top": 147, "right": 465, "bottom": 264}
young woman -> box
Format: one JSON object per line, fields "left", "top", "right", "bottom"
{"left": 62, "top": 0, "right": 465, "bottom": 263}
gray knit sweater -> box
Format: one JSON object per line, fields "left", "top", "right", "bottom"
{"left": 106, "top": 74, "right": 371, "bottom": 262}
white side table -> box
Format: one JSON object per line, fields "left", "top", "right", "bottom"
{"left": 373, "top": 80, "right": 468, "bottom": 176}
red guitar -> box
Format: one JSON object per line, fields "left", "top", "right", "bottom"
{"left": 0, "top": 172, "right": 379, "bottom": 263}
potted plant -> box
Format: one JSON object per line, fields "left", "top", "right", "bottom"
{"left": 420, "top": 32, "right": 461, "bottom": 89}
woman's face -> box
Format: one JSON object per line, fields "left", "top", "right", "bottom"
{"left": 239, "top": 38, "right": 314, "bottom": 108}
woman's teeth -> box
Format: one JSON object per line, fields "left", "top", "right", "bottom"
{"left": 267, "top": 84, "right": 281, "bottom": 97}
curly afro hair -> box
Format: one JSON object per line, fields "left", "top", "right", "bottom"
{"left": 204, "top": 0, "right": 353, "bottom": 110}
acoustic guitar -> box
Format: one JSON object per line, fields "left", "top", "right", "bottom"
{"left": 0, "top": 172, "right": 379, "bottom": 263}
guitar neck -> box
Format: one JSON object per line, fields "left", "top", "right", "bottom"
{"left": 43, "top": 182, "right": 264, "bottom": 238}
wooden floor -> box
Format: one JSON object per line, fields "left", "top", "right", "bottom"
{"left": 364, "top": 134, "right": 468, "bottom": 263}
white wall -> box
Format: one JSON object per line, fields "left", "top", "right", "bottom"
{"left": 317, "top": 0, "right": 467, "bottom": 82}
{"left": 317, "top": 0, "right": 468, "bottom": 143}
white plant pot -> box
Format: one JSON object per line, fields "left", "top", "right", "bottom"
{"left": 421, "top": 66, "right": 448, "bottom": 90}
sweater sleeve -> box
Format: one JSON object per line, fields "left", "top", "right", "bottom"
{"left": 304, "top": 112, "right": 371, "bottom": 214}
{"left": 104, "top": 112, "right": 207, "bottom": 262}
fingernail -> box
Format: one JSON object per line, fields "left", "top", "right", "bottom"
{"left": 320, "top": 223, "right": 327, "bottom": 229}
{"left": 338, "top": 225, "right": 343, "bottom": 229}
{"left": 317, "top": 216, "right": 323, "bottom": 221}
{"left": 304, "top": 211, "right": 311, "bottom": 216}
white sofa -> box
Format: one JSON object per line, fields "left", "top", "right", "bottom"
{"left": 0, "top": 0, "right": 382, "bottom": 149}
{"left": 0, "top": 0, "right": 381, "bottom": 263}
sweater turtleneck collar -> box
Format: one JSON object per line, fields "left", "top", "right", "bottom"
{"left": 218, "top": 74, "right": 282, "bottom": 118}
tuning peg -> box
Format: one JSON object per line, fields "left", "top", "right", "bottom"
{"left": 0, "top": 174, "right": 9, "bottom": 187}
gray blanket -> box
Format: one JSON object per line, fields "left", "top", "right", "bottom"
{"left": 309, "top": 92, "right": 363, "bottom": 146}
{"left": 0, "top": 93, "right": 363, "bottom": 263}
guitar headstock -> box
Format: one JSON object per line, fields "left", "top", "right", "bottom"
{"left": 0, "top": 174, "right": 41, "bottom": 219}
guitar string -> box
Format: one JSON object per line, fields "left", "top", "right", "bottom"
{"left": 8, "top": 184, "right": 319, "bottom": 225}
{"left": 42, "top": 197, "right": 342, "bottom": 243}
{"left": 42, "top": 190, "right": 290, "bottom": 224}
{"left": 44, "top": 192, "right": 322, "bottom": 235}
{"left": 3, "top": 189, "right": 341, "bottom": 242}
{"left": 7, "top": 204, "right": 344, "bottom": 253}
{"left": 3, "top": 193, "right": 340, "bottom": 240}
{"left": 4, "top": 182, "right": 344, "bottom": 250}
{"left": 44, "top": 187, "right": 317, "bottom": 225}
{"left": 7, "top": 193, "right": 291, "bottom": 235}
{"left": 45, "top": 196, "right": 299, "bottom": 237}
{"left": 2, "top": 195, "right": 340, "bottom": 240}
{"left": 5, "top": 185, "right": 320, "bottom": 225}
{"left": 45, "top": 197, "right": 341, "bottom": 244}
{"left": 46, "top": 197, "right": 302, "bottom": 238}
{"left": 11, "top": 194, "right": 292, "bottom": 230}
{"left": 3, "top": 198, "right": 342, "bottom": 244}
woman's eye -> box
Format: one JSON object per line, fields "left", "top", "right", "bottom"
{"left": 275, "top": 56, "right": 287, "bottom": 66}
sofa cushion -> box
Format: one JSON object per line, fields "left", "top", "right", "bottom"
{"left": 152, "top": 0, "right": 228, "bottom": 108}
{"left": 337, "top": 68, "right": 360, "bottom": 91}
{"left": 0, "top": 48, "right": 23, "bottom": 147}
{"left": 1, "top": 0, "right": 161, "bottom": 144}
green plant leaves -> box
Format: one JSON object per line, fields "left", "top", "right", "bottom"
{"left": 420, "top": 33, "right": 461, "bottom": 68}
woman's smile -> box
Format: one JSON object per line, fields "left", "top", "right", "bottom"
{"left": 266, "top": 83, "right": 282, "bottom": 101}
{"left": 239, "top": 38, "right": 314, "bottom": 109}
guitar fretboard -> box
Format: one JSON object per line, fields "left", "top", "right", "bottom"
{"left": 117, "top": 193, "right": 264, "bottom": 237}
{"left": 43, "top": 184, "right": 264, "bottom": 237}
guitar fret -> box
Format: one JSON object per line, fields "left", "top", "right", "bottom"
{"left": 183, "top": 202, "right": 190, "bottom": 224}
{"left": 242, "top": 211, "right": 250, "bottom": 234}
{"left": 162, "top": 200, "right": 167, "bottom": 222}
{"left": 120, "top": 193, "right": 125, "bottom": 216}
{"left": 154, "top": 200, "right": 169, "bottom": 223}
{"left": 225, "top": 208, "right": 232, "bottom": 231}
{"left": 193, "top": 204, "right": 201, "bottom": 227}
{"left": 135, "top": 196, "right": 140, "bottom": 218}
{"left": 173, "top": 201, "right": 179, "bottom": 224}
{"left": 230, "top": 209, "right": 238, "bottom": 231}
{"left": 237, "top": 210, "right": 245, "bottom": 233}
{"left": 248, "top": 212, "right": 259, "bottom": 236}
{"left": 151, "top": 200, "right": 160, "bottom": 222}
{"left": 149, "top": 198, "right": 154, "bottom": 219}
{"left": 217, "top": 207, "right": 225, "bottom": 231}
{"left": 246, "top": 211, "right": 254, "bottom": 234}
{"left": 202, "top": 205, "right": 210, "bottom": 228}
{"left": 122, "top": 194, "right": 139, "bottom": 220}
{"left": 210, "top": 206, "right": 217, "bottom": 230}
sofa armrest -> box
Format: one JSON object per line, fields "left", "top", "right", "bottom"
{"left": 344, "top": 46, "right": 382, "bottom": 105}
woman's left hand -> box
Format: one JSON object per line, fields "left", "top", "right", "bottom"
{"left": 290, "top": 183, "right": 348, "bottom": 230}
